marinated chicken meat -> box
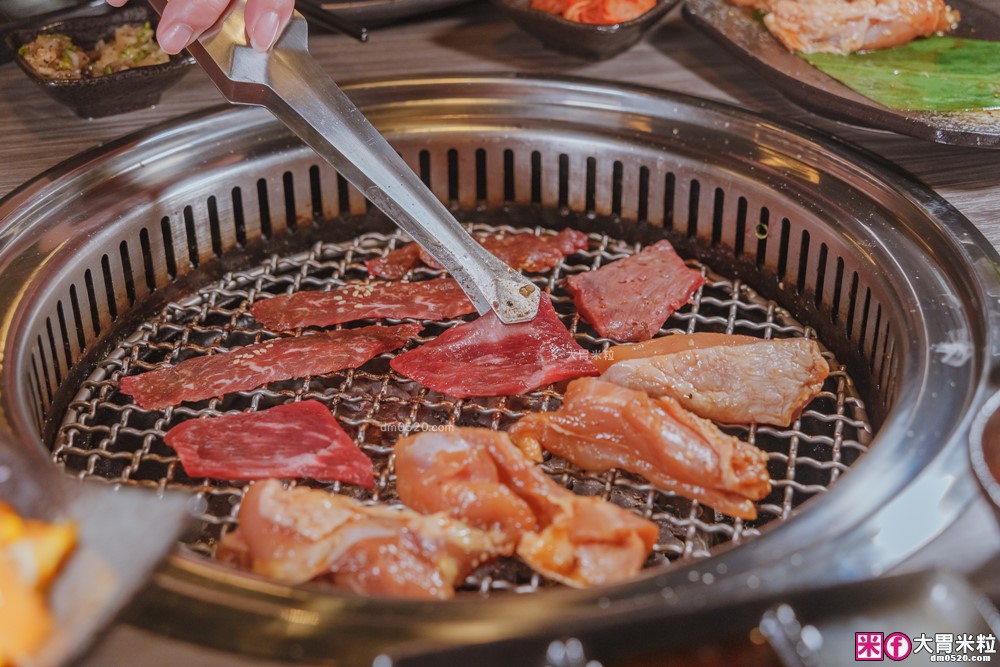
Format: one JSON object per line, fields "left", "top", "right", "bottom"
{"left": 250, "top": 278, "right": 475, "bottom": 330}
{"left": 729, "top": 0, "right": 959, "bottom": 54}
{"left": 599, "top": 334, "right": 830, "bottom": 426}
{"left": 120, "top": 323, "right": 421, "bottom": 409}
{"left": 509, "top": 378, "right": 772, "bottom": 519}
{"left": 217, "top": 480, "right": 508, "bottom": 599}
{"left": 366, "top": 229, "right": 589, "bottom": 278}
{"left": 531, "top": 0, "right": 657, "bottom": 24}
{"left": 394, "top": 428, "right": 659, "bottom": 588}
{"left": 567, "top": 240, "right": 704, "bottom": 343}
{"left": 390, "top": 297, "right": 599, "bottom": 398}
{"left": 164, "top": 401, "right": 374, "bottom": 487}
{"left": 591, "top": 332, "right": 758, "bottom": 372}
{"left": 395, "top": 428, "right": 538, "bottom": 551}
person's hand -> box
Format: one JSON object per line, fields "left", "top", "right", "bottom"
{"left": 106, "top": 0, "right": 295, "bottom": 54}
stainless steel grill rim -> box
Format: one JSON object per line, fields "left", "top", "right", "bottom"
{"left": 0, "top": 74, "right": 997, "bottom": 663}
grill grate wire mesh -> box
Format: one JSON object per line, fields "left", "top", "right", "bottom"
{"left": 53, "top": 224, "right": 872, "bottom": 595}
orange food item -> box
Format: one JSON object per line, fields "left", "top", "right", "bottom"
{"left": 0, "top": 503, "right": 77, "bottom": 666}
{"left": 531, "top": 0, "right": 657, "bottom": 24}
{"left": 0, "top": 560, "right": 53, "bottom": 665}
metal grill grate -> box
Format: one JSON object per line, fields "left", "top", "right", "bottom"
{"left": 53, "top": 224, "right": 872, "bottom": 594}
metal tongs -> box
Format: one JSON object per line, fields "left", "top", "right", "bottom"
{"left": 147, "top": 0, "right": 540, "bottom": 324}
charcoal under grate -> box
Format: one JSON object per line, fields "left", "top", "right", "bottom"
{"left": 53, "top": 223, "right": 871, "bottom": 594}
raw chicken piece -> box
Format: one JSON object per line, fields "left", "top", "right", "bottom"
{"left": 164, "top": 401, "right": 373, "bottom": 487}
{"left": 566, "top": 240, "right": 704, "bottom": 343}
{"left": 394, "top": 428, "right": 538, "bottom": 551}
{"left": 509, "top": 378, "right": 772, "bottom": 519}
{"left": 120, "top": 324, "right": 420, "bottom": 409}
{"left": 390, "top": 297, "right": 598, "bottom": 398}
{"left": 217, "top": 480, "right": 507, "bottom": 599}
{"left": 394, "top": 428, "right": 659, "bottom": 588}
{"left": 250, "top": 278, "right": 474, "bottom": 330}
{"left": 592, "top": 332, "right": 759, "bottom": 372}
{"left": 599, "top": 334, "right": 830, "bottom": 426}
{"left": 730, "top": 0, "right": 959, "bottom": 54}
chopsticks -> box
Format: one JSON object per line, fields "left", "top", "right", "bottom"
{"left": 295, "top": 0, "right": 368, "bottom": 43}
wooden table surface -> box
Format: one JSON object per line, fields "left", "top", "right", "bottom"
{"left": 2, "top": 3, "right": 999, "bottom": 665}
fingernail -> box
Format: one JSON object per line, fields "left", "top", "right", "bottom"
{"left": 159, "top": 23, "right": 193, "bottom": 54}
{"left": 250, "top": 11, "right": 281, "bottom": 51}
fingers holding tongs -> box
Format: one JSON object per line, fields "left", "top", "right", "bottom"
{"left": 144, "top": 0, "right": 540, "bottom": 324}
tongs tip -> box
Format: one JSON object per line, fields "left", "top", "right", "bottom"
{"left": 489, "top": 276, "right": 541, "bottom": 324}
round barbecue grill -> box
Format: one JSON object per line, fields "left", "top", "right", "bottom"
{"left": 0, "top": 75, "right": 997, "bottom": 663}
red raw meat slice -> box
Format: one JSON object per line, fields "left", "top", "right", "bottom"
{"left": 366, "top": 229, "right": 589, "bottom": 278}
{"left": 567, "top": 240, "right": 704, "bottom": 342}
{"left": 251, "top": 278, "right": 475, "bottom": 330}
{"left": 365, "top": 244, "right": 422, "bottom": 279}
{"left": 390, "top": 297, "right": 598, "bottom": 398}
{"left": 419, "top": 228, "right": 589, "bottom": 272}
{"left": 120, "top": 323, "right": 421, "bottom": 409}
{"left": 164, "top": 400, "right": 373, "bottom": 487}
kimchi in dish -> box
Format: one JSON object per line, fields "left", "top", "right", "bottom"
{"left": 530, "top": 0, "right": 658, "bottom": 25}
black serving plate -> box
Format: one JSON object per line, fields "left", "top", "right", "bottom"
{"left": 683, "top": 0, "right": 1000, "bottom": 148}
{"left": 4, "top": 5, "right": 194, "bottom": 119}
{"left": 494, "top": 0, "right": 680, "bottom": 59}
{"left": 318, "top": 0, "right": 477, "bottom": 26}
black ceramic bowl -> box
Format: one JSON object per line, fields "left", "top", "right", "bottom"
{"left": 493, "top": 0, "right": 679, "bottom": 59}
{"left": 4, "top": 5, "right": 194, "bottom": 119}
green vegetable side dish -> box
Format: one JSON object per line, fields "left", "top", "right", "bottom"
{"left": 802, "top": 37, "right": 1000, "bottom": 113}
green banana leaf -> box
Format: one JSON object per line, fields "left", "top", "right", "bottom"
{"left": 802, "top": 37, "right": 1000, "bottom": 113}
